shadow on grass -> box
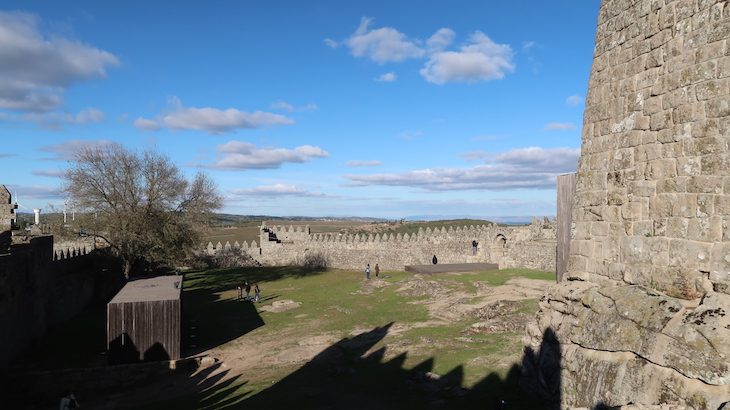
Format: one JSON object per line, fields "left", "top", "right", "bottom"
{"left": 186, "top": 266, "right": 329, "bottom": 293}
{"left": 183, "top": 287, "right": 266, "bottom": 357}
{"left": 174, "top": 323, "right": 547, "bottom": 410}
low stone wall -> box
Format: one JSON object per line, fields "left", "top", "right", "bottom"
{"left": 2, "top": 356, "right": 216, "bottom": 409}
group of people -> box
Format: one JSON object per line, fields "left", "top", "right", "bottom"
{"left": 237, "top": 280, "right": 261, "bottom": 302}
{"left": 365, "top": 263, "right": 380, "bottom": 279}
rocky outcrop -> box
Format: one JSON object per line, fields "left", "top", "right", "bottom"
{"left": 524, "top": 282, "right": 730, "bottom": 408}
{"left": 522, "top": 0, "right": 730, "bottom": 407}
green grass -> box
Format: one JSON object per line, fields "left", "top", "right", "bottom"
{"left": 15, "top": 266, "right": 555, "bottom": 409}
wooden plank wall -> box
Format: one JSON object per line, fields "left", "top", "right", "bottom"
{"left": 107, "top": 299, "right": 180, "bottom": 363}
{"left": 556, "top": 173, "right": 577, "bottom": 283}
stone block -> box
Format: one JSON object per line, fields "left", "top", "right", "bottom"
{"left": 691, "top": 118, "right": 719, "bottom": 137}
{"left": 666, "top": 217, "right": 690, "bottom": 238}
{"left": 628, "top": 180, "right": 657, "bottom": 197}
{"left": 676, "top": 157, "right": 701, "bottom": 176}
{"left": 650, "top": 110, "right": 673, "bottom": 130}
{"left": 669, "top": 238, "right": 712, "bottom": 269}
{"left": 710, "top": 242, "right": 730, "bottom": 275}
{"left": 656, "top": 176, "right": 688, "bottom": 193}
{"left": 687, "top": 216, "right": 723, "bottom": 242}
{"left": 622, "top": 201, "right": 645, "bottom": 220}
{"left": 696, "top": 193, "right": 714, "bottom": 217}
{"left": 687, "top": 175, "right": 723, "bottom": 193}
{"left": 695, "top": 78, "right": 729, "bottom": 101}
{"left": 646, "top": 158, "right": 678, "bottom": 179}
{"left": 715, "top": 194, "right": 730, "bottom": 215}
{"left": 621, "top": 236, "right": 669, "bottom": 265}
{"left": 705, "top": 95, "right": 730, "bottom": 118}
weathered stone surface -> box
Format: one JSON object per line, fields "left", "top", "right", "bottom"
{"left": 523, "top": 0, "right": 730, "bottom": 406}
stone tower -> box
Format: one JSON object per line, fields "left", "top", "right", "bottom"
{"left": 0, "top": 185, "right": 18, "bottom": 231}
{"left": 522, "top": 0, "right": 730, "bottom": 408}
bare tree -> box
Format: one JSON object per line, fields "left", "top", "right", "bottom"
{"left": 62, "top": 143, "right": 223, "bottom": 277}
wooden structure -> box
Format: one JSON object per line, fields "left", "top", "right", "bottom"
{"left": 107, "top": 275, "right": 182, "bottom": 363}
{"left": 556, "top": 173, "right": 577, "bottom": 283}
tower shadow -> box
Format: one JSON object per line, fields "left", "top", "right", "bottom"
{"left": 519, "top": 327, "right": 562, "bottom": 409}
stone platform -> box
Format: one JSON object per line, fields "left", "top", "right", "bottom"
{"left": 404, "top": 263, "right": 499, "bottom": 275}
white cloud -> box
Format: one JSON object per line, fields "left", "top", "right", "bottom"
{"left": 271, "top": 100, "right": 295, "bottom": 111}
{"left": 323, "top": 38, "right": 338, "bottom": 49}
{"left": 37, "top": 139, "right": 115, "bottom": 161}
{"left": 0, "top": 153, "right": 16, "bottom": 158}
{"left": 346, "top": 160, "right": 383, "bottom": 167}
{"left": 566, "top": 95, "right": 584, "bottom": 106}
{"left": 374, "top": 72, "right": 397, "bottom": 82}
{"left": 32, "top": 169, "right": 63, "bottom": 177}
{"left": 134, "top": 117, "right": 162, "bottom": 132}
{"left": 137, "top": 97, "right": 294, "bottom": 135}
{"left": 343, "top": 147, "right": 579, "bottom": 191}
{"left": 457, "top": 150, "right": 490, "bottom": 162}
{"left": 345, "top": 17, "right": 424, "bottom": 63}
{"left": 543, "top": 122, "right": 578, "bottom": 131}
{"left": 73, "top": 107, "right": 105, "bottom": 123}
{"left": 334, "top": 18, "right": 514, "bottom": 85}
{"left": 4, "top": 184, "right": 60, "bottom": 200}
{"left": 229, "top": 184, "right": 334, "bottom": 198}
{"left": 3, "top": 107, "right": 107, "bottom": 130}
{"left": 0, "top": 11, "right": 120, "bottom": 113}
{"left": 523, "top": 41, "right": 536, "bottom": 52}
{"left": 426, "top": 28, "right": 455, "bottom": 53}
{"left": 420, "top": 31, "right": 514, "bottom": 84}
{"left": 207, "top": 141, "right": 330, "bottom": 170}
{"left": 470, "top": 135, "right": 502, "bottom": 141}
{"left": 271, "top": 100, "right": 318, "bottom": 112}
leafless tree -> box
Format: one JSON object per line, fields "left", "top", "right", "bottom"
{"left": 62, "top": 143, "right": 223, "bottom": 277}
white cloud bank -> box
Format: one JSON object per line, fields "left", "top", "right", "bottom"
{"left": 229, "top": 184, "right": 334, "bottom": 198}
{"left": 333, "top": 17, "right": 514, "bottom": 85}
{"left": 346, "top": 160, "right": 383, "bottom": 167}
{"left": 543, "top": 122, "right": 578, "bottom": 131}
{"left": 37, "top": 139, "right": 115, "bottom": 161}
{"left": 135, "top": 97, "right": 294, "bottom": 135}
{"left": 343, "top": 147, "right": 579, "bottom": 191}
{"left": 566, "top": 95, "right": 584, "bottom": 106}
{"left": 206, "top": 141, "right": 330, "bottom": 170}
{"left": 0, "top": 11, "right": 119, "bottom": 113}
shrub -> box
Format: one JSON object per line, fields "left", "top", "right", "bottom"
{"left": 301, "top": 252, "right": 329, "bottom": 269}
{"left": 210, "top": 248, "right": 260, "bottom": 268}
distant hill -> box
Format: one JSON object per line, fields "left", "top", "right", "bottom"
{"left": 214, "top": 214, "right": 389, "bottom": 224}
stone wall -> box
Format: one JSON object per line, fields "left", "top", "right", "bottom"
{"left": 206, "top": 218, "right": 558, "bottom": 273}
{"left": 523, "top": 0, "right": 730, "bottom": 408}
{"left": 0, "top": 235, "right": 125, "bottom": 369}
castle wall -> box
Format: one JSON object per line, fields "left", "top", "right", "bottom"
{"left": 523, "top": 1, "right": 730, "bottom": 408}
{"left": 206, "top": 220, "right": 558, "bottom": 273}
{"left": 0, "top": 236, "right": 124, "bottom": 369}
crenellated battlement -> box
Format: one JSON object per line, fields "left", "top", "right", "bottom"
{"left": 207, "top": 218, "right": 558, "bottom": 272}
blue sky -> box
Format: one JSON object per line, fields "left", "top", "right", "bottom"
{"left": 1, "top": 1, "right": 600, "bottom": 220}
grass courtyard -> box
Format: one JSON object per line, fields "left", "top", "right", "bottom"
{"left": 15, "top": 266, "right": 554, "bottom": 409}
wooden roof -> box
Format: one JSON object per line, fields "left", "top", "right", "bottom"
{"left": 109, "top": 275, "right": 182, "bottom": 304}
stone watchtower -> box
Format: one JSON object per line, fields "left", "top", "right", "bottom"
{"left": 0, "top": 185, "right": 18, "bottom": 231}
{"left": 522, "top": 0, "right": 730, "bottom": 408}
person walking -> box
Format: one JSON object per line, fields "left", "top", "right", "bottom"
{"left": 365, "top": 264, "right": 371, "bottom": 279}
{"left": 237, "top": 285, "right": 243, "bottom": 301}
{"left": 60, "top": 389, "right": 79, "bottom": 410}
{"left": 244, "top": 281, "right": 251, "bottom": 301}
{"left": 254, "top": 283, "right": 260, "bottom": 302}
{"left": 375, "top": 264, "right": 380, "bottom": 278}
